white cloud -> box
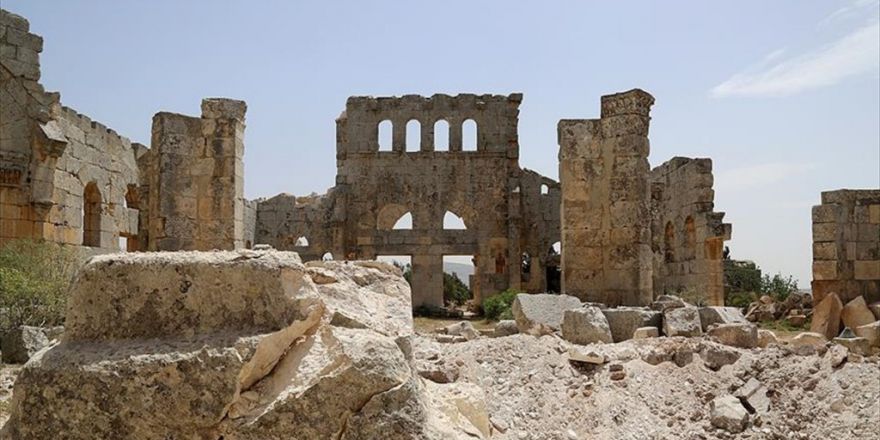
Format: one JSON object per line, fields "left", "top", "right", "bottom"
{"left": 711, "top": 20, "right": 880, "bottom": 97}
{"left": 715, "top": 162, "right": 818, "bottom": 191}
{"left": 820, "top": 0, "right": 878, "bottom": 28}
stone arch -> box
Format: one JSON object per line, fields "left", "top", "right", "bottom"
{"left": 443, "top": 210, "right": 467, "bottom": 230}
{"left": 377, "top": 204, "right": 412, "bottom": 230}
{"left": 664, "top": 221, "right": 676, "bottom": 263}
{"left": 462, "top": 119, "right": 477, "bottom": 151}
{"left": 434, "top": 119, "right": 449, "bottom": 151}
{"left": 82, "top": 182, "right": 102, "bottom": 247}
{"left": 378, "top": 120, "right": 392, "bottom": 151}
{"left": 541, "top": 184, "right": 549, "bottom": 195}
{"left": 406, "top": 119, "right": 421, "bottom": 152}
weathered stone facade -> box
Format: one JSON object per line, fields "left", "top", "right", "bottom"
{"left": 255, "top": 94, "right": 563, "bottom": 307}
{"left": 812, "top": 189, "right": 880, "bottom": 305}
{"left": 0, "top": 9, "right": 246, "bottom": 253}
{"left": 558, "top": 90, "right": 731, "bottom": 306}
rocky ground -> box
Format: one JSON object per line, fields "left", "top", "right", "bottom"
{"left": 0, "top": 364, "right": 19, "bottom": 426}
{"left": 413, "top": 332, "right": 880, "bottom": 439}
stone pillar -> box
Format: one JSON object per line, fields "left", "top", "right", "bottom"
{"left": 412, "top": 253, "right": 444, "bottom": 309}
{"left": 147, "top": 98, "right": 246, "bottom": 251}
{"left": 558, "top": 89, "right": 654, "bottom": 306}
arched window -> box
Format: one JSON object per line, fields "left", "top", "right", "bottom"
{"left": 541, "top": 184, "right": 549, "bottom": 195}
{"left": 443, "top": 210, "right": 466, "bottom": 230}
{"left": 295, "top": 236, "right": 309, "bottom": 247}
{"left": 322, "top": 252, "right": 334, "bottom": 261}
{"left": 434, "top": 120, "right": 449, "bottom": 151}
{"left": 664, "top": 221, "right": 676, "bottom": 263}
{"left": 378, "top": 120, "right": 393, "bottom": 151}
{"left": 406, "top": 119, "right": 421, "bottom": 152}
{"left": 684, "top": 216, "right": 696, "bottom": 260}
{"left": 83, "top": 182, "right": 102, "bottom": 247}
{"left": 521, "top": 252, "right": 532, "bottom": 282}
{"left": 462, "top": 119, "right": 477, "bottom": 151}
{"left": 392, "top": 212, "right": 413, "bottom": 230}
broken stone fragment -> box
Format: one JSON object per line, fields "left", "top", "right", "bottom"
{"left": 698, "top": 306, "right": 747, "bottom": 332}
{"left": 602, "top": 307, "right": 662, "bottom": 342}
{"left": 445, "top": 321, "right": 480, "bottom": 341}
{"left": 736, "top": 378, "right": 770, "bottom": 414}
{"left": 833, "top": 336, "right": 871, "bottom": 355}
{"left": 493, "top": 320, "right": 519, "bottom": 337}
{"left": 810, "top": 292, "right": 843, "bottom": 340}
{"left": 512, "top": 293, "right": 582, "bottom": 336}
{"left": 568, "top": 347, "right": 605, "bottom": 365}
{"left": 827, "top": 343, "right": 849, "bottom": 368}
{"left": 699, "top": 341, "right": 741, "bottom": 371}
{"left": 790, "top": 332, "right": 829, "bottom": 356}
{"left": 854, "top": 321, "right": 880, "bottom": 347}
{"left": 707, "top": 323, "right": 758, "bottom": 349}
{"left": 561, "top": 305, "right": 613, "bottom": 345}
{"left": 633, "top": 326, "right": 659, "bottom": 339}
{"left": 710, "top": 395, "right": 749, "bottom": 433}
{"left": 662, "top": 306, "right": 703, "bottom": 337}
{"left": 0, "top": 325, "right": 54, "bottom": 364}
{"left": 841, "top": 296, "right": 876, "bottom": 331}
{"left": 757, "top": 329, "right": 778, "bottom": 348}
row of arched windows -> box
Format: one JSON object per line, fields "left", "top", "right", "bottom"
{"left": 378, "top": 119, "right": 477, "bottom": 152}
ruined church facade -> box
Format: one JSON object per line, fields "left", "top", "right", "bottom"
{"left": 2, "top": 8, "right": 734, "bottom": 309}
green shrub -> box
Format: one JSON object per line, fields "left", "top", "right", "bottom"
{"left": 0, "top": 239, "right": 82, "bottom": 335}
{"left": 761, "top": 273, "right": 798, "bottom": 302}
{"left": 483, "top": 289, "right": 518, "bottom": 321}
{"left": 726, "top": 291, "right": 757, "bottom": 308}
{"left": 443, "top": 272, "right": 471, "bottom": 306}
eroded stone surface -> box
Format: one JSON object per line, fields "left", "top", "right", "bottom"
{"left": 512, "top": 293, "right": 582, "bottom": 336}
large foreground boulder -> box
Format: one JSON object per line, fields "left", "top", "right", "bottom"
{"left": 811, "top": 292, "right": 843, "bottom": 340}
{"left": 512, "top": 293, "right": 582, "bottom": 336}
{"left": 841, "top": 296, "right": 876, "bottom": 331}
{"left": 561, "top": 306, "right": 613, "bottom": 345}
{"left": 2, "top": 250, "right": 486, "bottom": 439}
{"left": 663, "top": 307, "right": 703, "bottom": 337}
{"left": 602, "top": 307, "right": 662, "bottom": 342}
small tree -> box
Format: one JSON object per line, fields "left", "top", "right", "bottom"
{"left": 761, "top": 273, "right": 798, "bottom": 302}
{"left": 0, "top": 239, "right": 82, "bottom": 335}
{"left": 483, "top": 289, "right": 518, "bottom": 321}
{"left": 443, "top": 272, "right": 471, "bottom": 306}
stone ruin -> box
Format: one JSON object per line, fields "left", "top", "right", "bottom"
{"left": 1, "top": 8, "right": 735, "bottom": 308}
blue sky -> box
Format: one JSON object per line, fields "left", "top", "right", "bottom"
{"left": 6, "top": 0, "right": 879, "bottom": 287}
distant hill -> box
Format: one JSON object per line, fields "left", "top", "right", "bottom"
{"left": 444, "top": 262, "right": 474, "bottom": 287}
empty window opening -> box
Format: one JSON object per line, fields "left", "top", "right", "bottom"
{"left": 393, "top": 212, "right": 413, "bottom": 230}
{"left": 541, "top": 184, "right": 549, "bottom": 195}
{"left": 443, "top": 210, "right": 466, "bottom": 230}
{"left": 521, "top": 252, "right": 532, "bottom": 282}
{"left": 443, "top": 255, "right": 474, "bottom": 306}
{"left": 406, "top": 119, "right": 421, "bottom": 152}
{"left": 462, "top": 119, "right": 477, "bottom": 151}
{"left": 378, "top": 120, "right": 393, "bottom": 151}
{"left": 295, "top": 236, "right": 310, "bottom": 247}
{"left": 434, "top": 120, "right": 449, "bottom": 151}
{"left": 550, "top": 241, "right": 561, "bottom": 255}
{"left": 664, "top": 221, "right": 676, "bottom": 263}
{"left": 512, "top": 185, "right": 520, "bottom": 193}
{"left": 82, "top": 182, "right": 102, "bottom": 247}
{"left": 118, "top": 236, "right": 127, "bottom": 252}
{"left": 322, "top": 252, "right": 334, "bottom": 261}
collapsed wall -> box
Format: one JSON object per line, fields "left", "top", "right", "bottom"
{"left": 140, "top": 99, "right": 248, "bottom": 251}
{"left": 651, "top": 157, "right": 731, "bottom": 305}
{"left": 558, "top": 90, "right": 731, "bottom": 306}
{"left": 1, "top": 250, "right": 490, "bottom": 439}
{"left": 0, "top": 9, "right": 142, "bottom": 250}
{"left": 558, "top": 89, "right": 655, "bottom": 306}
{"left": 812, "top": 189, "right": 880, "bottom": 305}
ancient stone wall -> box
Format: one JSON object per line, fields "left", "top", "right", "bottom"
{"left": 254, "top": 94, "right": 562, "bottom": 307}
{"left": 650, "top": 157, "right": 731, "bottom": 305}
{"left": 558, "top": 89, "right": 655, "bottom": 306}
{"left": 1, "top": 9, "right": 141, "bottom": 251}
{"left": 143, "top": 99, "right": 247, "bottom": 251}
{"left": 812, "top": 189, "right": 880, "bottom": 305}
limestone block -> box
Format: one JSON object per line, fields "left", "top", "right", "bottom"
{"left": 791, "top": 332, "right": 828, "bottom": 350}
{"left": 444, "top": 321, "right": 480, "bottom": 341}
{"left": 700, "top": 341, "right": 741, "bottom": 371}
{"left": 662, "top": 306, "right": 702, "bottom": 337}
{"left": 493, "top": 320, "right": 519, "bottom": 337}
{"left": 736, "top": 378, "right": 770, "bottom": 414}
{"left": 810, "top": 292, "right": 843, "bottom": 340}
{"left": 854, "top": 321, "right": 880, "bottom": 347}
{"left": 512, "top": 293, "right": 582, "bottom": 336}
{"left": 707, "top": 323, "right": 758, "bottom": 349}
{"left": 869, "top": 302, "right": 880, "bottom": 320}
{"left": 602, "top": 307, "right": 662, "bottom": 342}
{"left": 633, "top": 326, "right": 659, "bottom": 339}
{"left": 854, "top": 261, "right": 880, "bottom": 280}
{"left": 841, "top": 296, "right": 876, "bottom": 331}
{"left": 812, "top": 261, "right": 838, "bottom": 281}
{"left": 833, "top": 336, "right": 871, "bottom": 355}
{"left": 698, "top": 306, "right": 746, "bottom": 331}
{"left": 561, "top": 305, "right": 613, "bottom": 345}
